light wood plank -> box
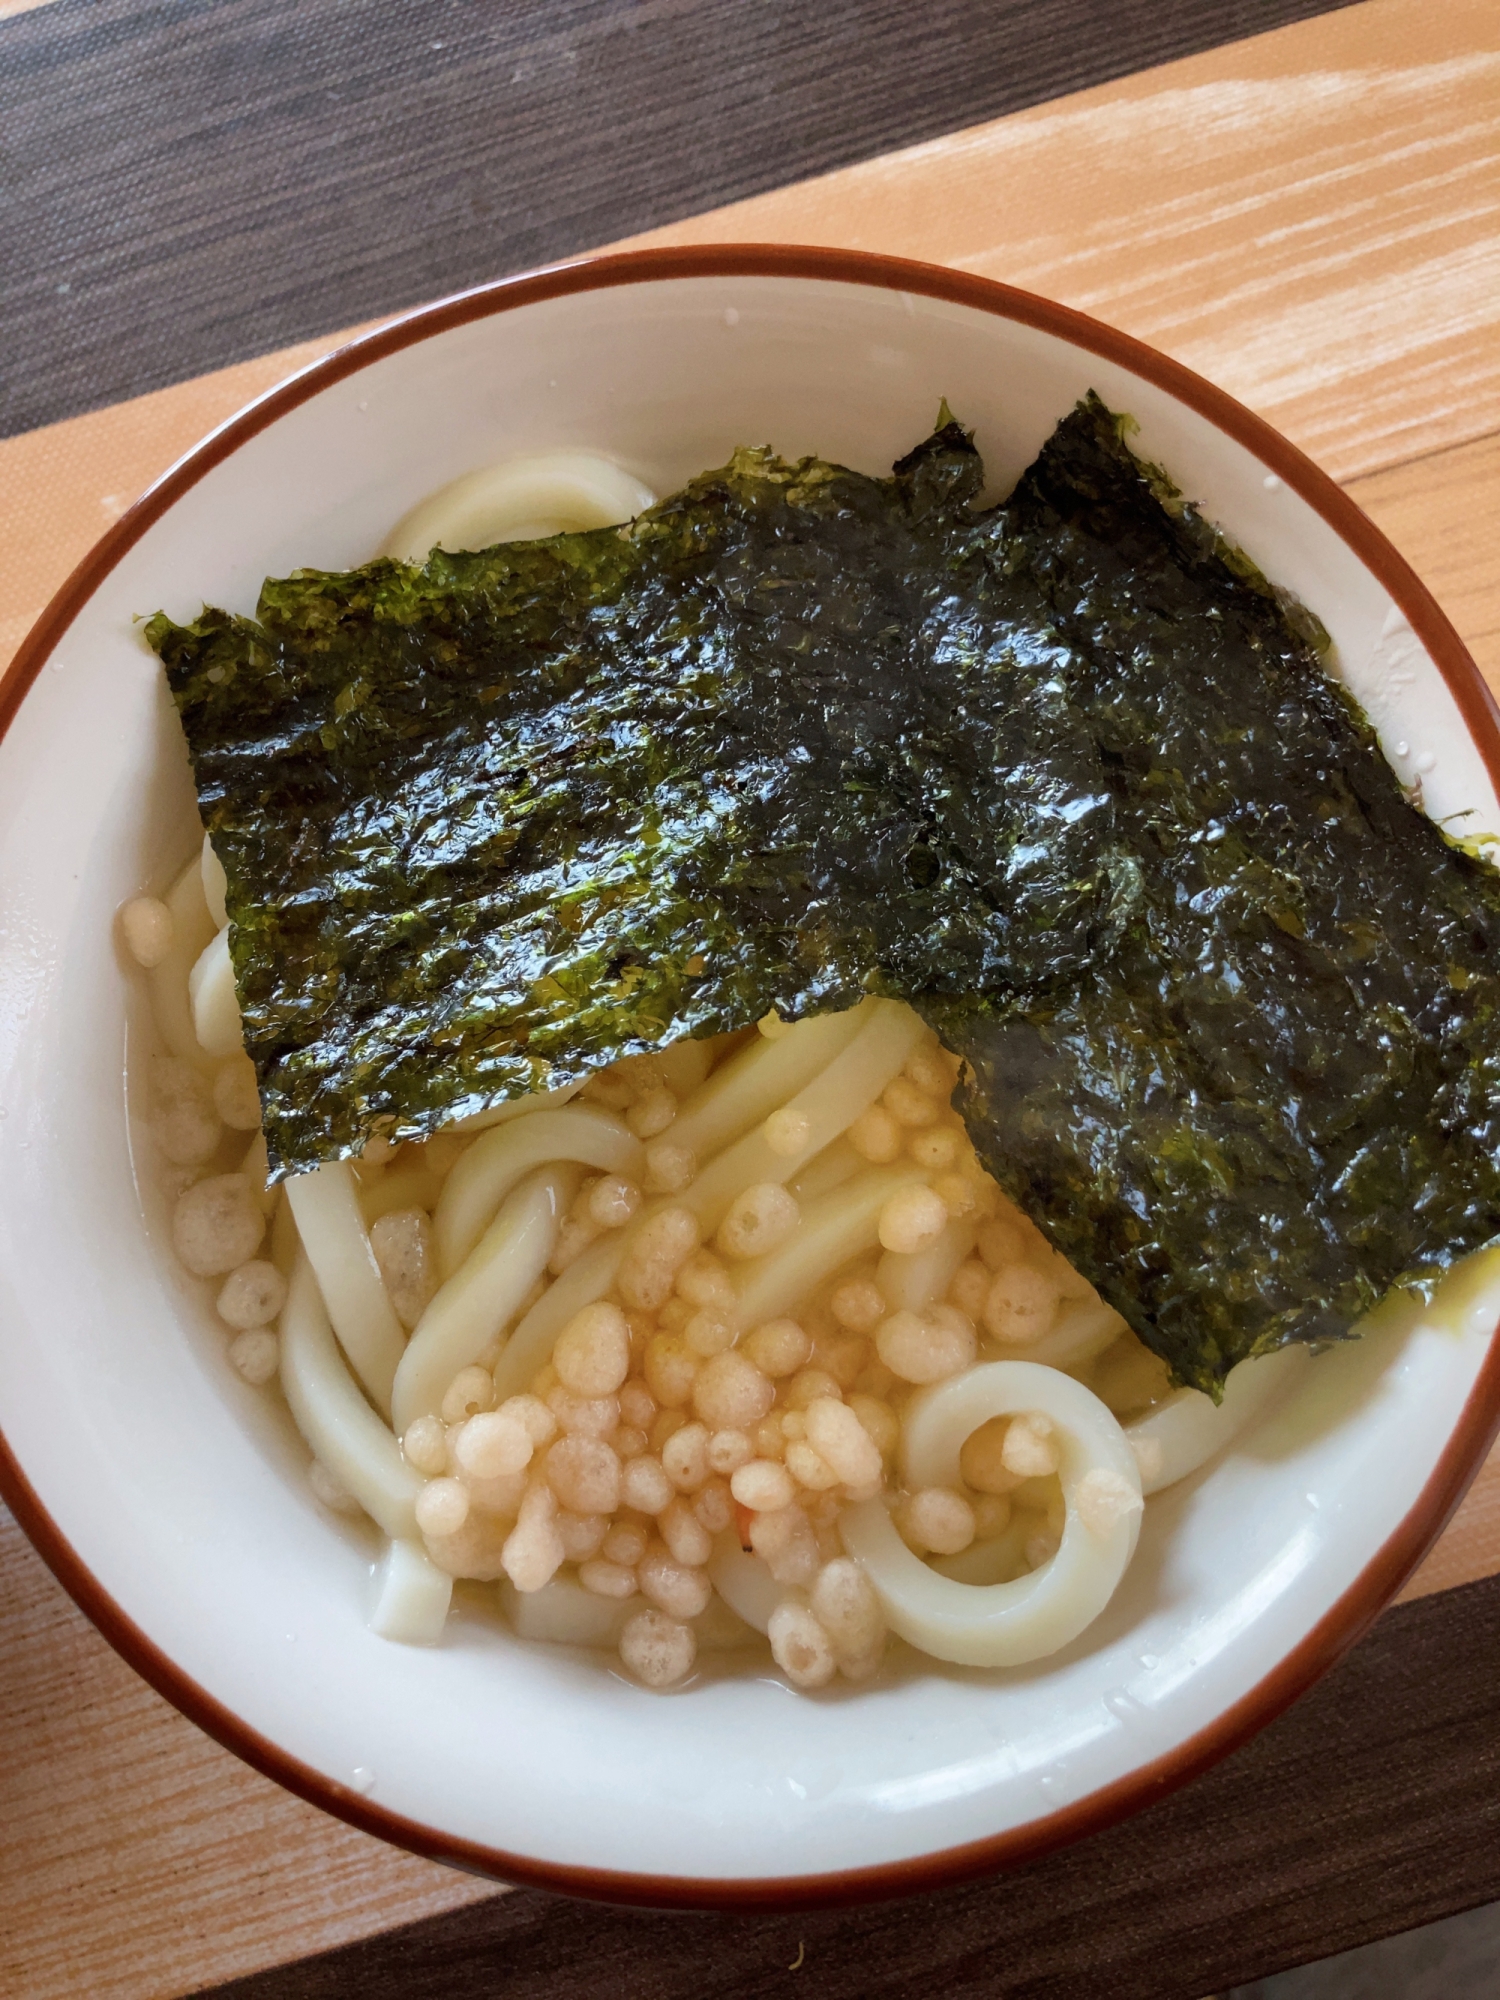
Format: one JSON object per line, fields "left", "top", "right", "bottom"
{"left": 623, "top": 0, "right": 1500, "bottom": 486}
{"left": 0, "top": 1506, "right": 492, "bottom": 2000}
{"left": 1397, "top": 1444, "right": 1500, "bottom": 1603}
{"left": 1346, "top": 428, "right": 1500, "bottom": 697}
{"left": 0, "top": 330, "right": 378, "bottom": 682}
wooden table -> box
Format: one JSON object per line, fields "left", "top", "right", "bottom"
{"left": 1, "top": 1, "right": 1497, "bottom": 1992}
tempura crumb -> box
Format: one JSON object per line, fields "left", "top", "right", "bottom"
{"left": 228, "top": 1328, "right": 279, "bottom": 1386}
{"left": 370, "top": 1208, "right": 437, "bottom": 1330}
{"left": 618, "top": 1606, "right": 696, "bottom": 1687}
{"left": 1075, "top": 1467, "right": 1144, "bottom": 1536}
{"left": 172, "top": 1173, "right": 265, "bottom": 1277}
{"left": 216, "top": 1259, "right": 286, "bottom": 1330}
{"left": 768, "top": 1598, "right": 837, "bottom": 1689}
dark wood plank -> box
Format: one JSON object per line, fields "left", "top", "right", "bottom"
{"left": 193, "top": 1572, "right": 1500, "bottom": 2000}
{"left": 0, "top": 0, "right": 1358, "bottom": 438}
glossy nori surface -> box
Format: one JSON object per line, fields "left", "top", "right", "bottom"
{"left": 924, "top": 404, "right": 1500, "bottom": 1392}
{"left": 148, "top": 399, "right": 1500, "bottom": 1391}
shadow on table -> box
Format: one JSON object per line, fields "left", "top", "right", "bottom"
{"left": 1226, "top": 1896, "right": 1500, "bottom": 1998}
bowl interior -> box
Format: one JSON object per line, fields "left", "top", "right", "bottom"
{"left": 1, "top": 265, "right": 1496, "bottom": 1891}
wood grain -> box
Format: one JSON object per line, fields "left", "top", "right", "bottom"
{"left": 623, "top": 0, "right": 1500, "bottom": 485}
{"left": 1397, "top": 1440, "right": 1500, "bottom": 1604}
{"left": 0, "top": 1, "right": 1497, "bottom": 1994}
{"left": 0, "top": 329, "right": 379, "bottom": 678}
{"left": 1347, "top": 430, "right": 1500, "bottom": 695}
{"left": 0, "top": 1507, "right": 489, "bottom": 2000}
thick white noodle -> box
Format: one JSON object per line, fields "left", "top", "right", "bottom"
{"left": 279, "top": 1255, "right": 423, "bottom": 1540}
{"left": 269, "top": 1191, "right": 300, "bottom": 1277}
{"left": 656, "top": 1037, "right": 713, "bottom": 1098}
{"left": 187, "top": 926, "right": 243, "bottom": 1058}
{"left": 433, "top": 1106, "right": 645, "bottom": 1279}
{"left": 1124, "top": 1344, "right": 1310, "bottom": 1496}
{"left": 1005, "top": 1298, "right": 1125, "bottom": 1372}
{"left": 731, "top": 1165, "right": 928, "bottom": 1330}
{"left": 706, "top": 1536, "right": 781, "bottom": 1636}
{"left": 450, "top": 1077, "right": 585, "bottom": 1134}
{"left": 929, "top": 1513, "right": 1033, "bottom": 1586}
{"left": 359, "top": 1160, "right": 446, "bottom": 1226}
{"left": 500, "top": 1574, "right": 633, "bottom": 1647}
{"left": 695, "top": 1595, "right": 759, "bottom": 1652}
{"left": 478, "top": 1016, "right": 916, "bottom": 1392}
{"left": 147, "top": 855, "right": 218, "bottom": 1067}
{"left": 488, "top": 1230, "right": 629, "bottom": 1403}
{"left": 486, "top": 1037, "right": 905, "bottom": 1393}
{"left": 286, "top": 1162, "right": 408, "bottom": 1420}
{"left": 380, "top": 452, "right": 657, "bottom": 563}
{"left": 840, "top": 1361, "right": 1141, "bottom": 1667}
{"left": 370, "top": 1538, "right": 453, "bottom": 1644}
{"left": 499, "top": 1573, "right": 750, "bottom": 1650}
{"left": 670, "top": 1005, "right": 870, "bottom": 1163}
{"left": 787, "top": 1136, "right": 863, "bottom": 1204}
{"left": 392, "top": 1166, "right": 573, "bottom": 1432}
{"left": 878, "top": 1217, "right": 977, "bottom": 1314}
{"left": 685, "top": 1001, "right": 927, "bottom": 1232}
{"left": 201, "top": 832, "right": 228, "bottom": 928}
{"left": 488, "top": 1157, "right": 918, "bottom": 1399}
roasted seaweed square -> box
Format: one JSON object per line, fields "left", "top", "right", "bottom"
{"left": 149, "top": 398, "right": 1500, "bottom": 1392}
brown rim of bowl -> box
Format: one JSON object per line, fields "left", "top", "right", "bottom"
{"left": 3, "top": 242, "right": 1499, "bottom": 1915}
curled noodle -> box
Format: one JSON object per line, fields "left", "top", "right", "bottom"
{"left": 841, "top": 1362, "right": 1141, "bottom": 1668}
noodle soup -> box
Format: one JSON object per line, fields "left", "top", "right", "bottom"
{"left": 115, "top": 450, "right": 1305, "bottom": 1695}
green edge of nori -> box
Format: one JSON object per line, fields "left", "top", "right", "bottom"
{"left": 147, "top": 396, "right": 1500, "bottom": 1395}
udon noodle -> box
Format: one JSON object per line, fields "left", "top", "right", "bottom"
{"left": 119, "top": 453, "right": 1304, "bottom": 1691}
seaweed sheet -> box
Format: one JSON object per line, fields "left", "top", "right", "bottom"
{"left": 926, "top": 406, "right": 1500, "bottom": 1391}
{"left": 148, "top": 400, "right": 1500, "bottom": 1392}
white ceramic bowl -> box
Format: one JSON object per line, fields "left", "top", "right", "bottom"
{"left": 4, "top": 246, "right": 1499, "bottom": 1907}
